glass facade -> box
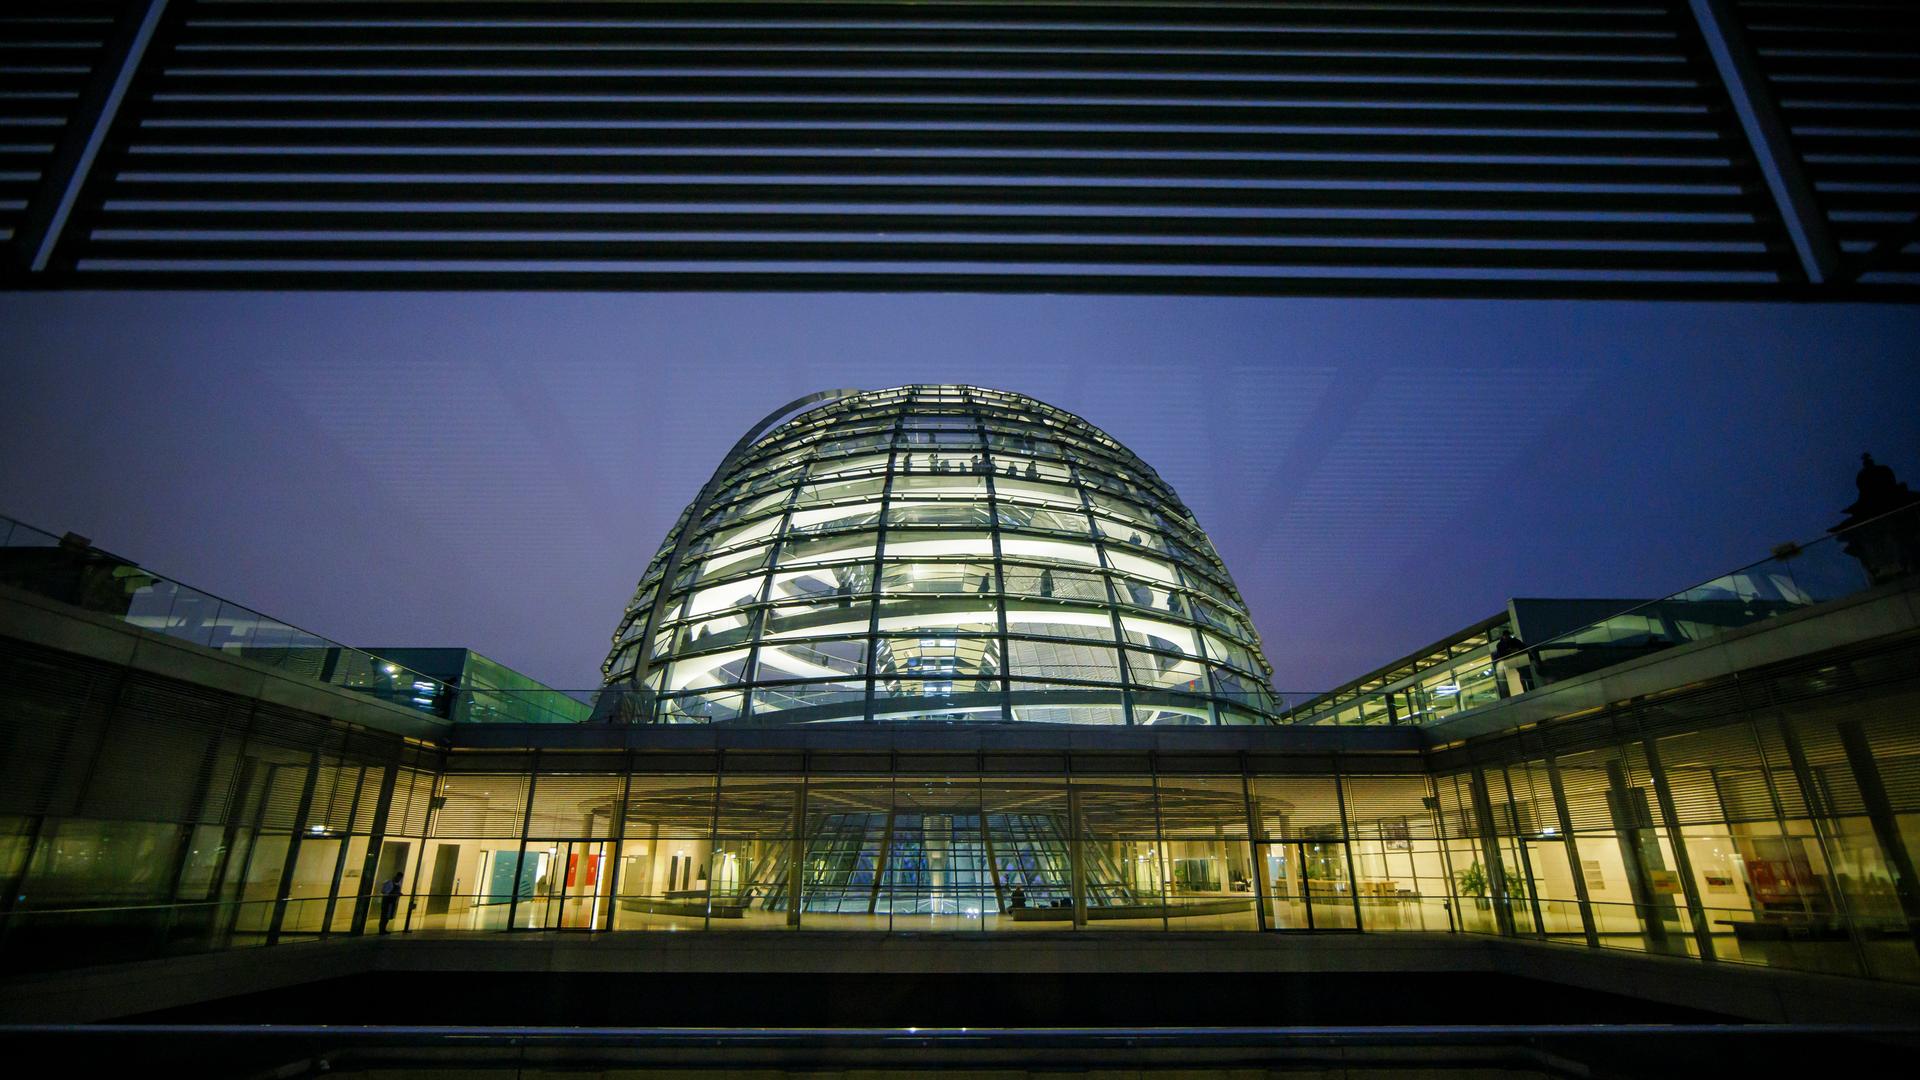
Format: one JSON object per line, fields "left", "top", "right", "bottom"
{"left": 4, "top": 609, "right": 1918, "bottom": 987}
{"left": 602, "top": 385, "right": 1281, "bottom": 725}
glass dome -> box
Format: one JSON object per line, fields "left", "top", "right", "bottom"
{"left": 601, "top": 385, "right": 1279, "bottom": 725}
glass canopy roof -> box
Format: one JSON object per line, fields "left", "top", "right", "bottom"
{"left": 602, "top": 385, "right": 1278, "bottom": 725}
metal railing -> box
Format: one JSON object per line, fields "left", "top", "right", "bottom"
{"left": 0, "top": 513, "right": 458, "bottom": 720}
{"left": 1282, "top": 501, "right": 1920, "bottom": 726}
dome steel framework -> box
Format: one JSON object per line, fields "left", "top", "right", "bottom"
{"left": 602, "top": 385, "right": 1278, "bottom": 725}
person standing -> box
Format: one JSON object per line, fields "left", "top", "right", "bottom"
{"left": 378, "top": 871, "right": 404, "bottom": 933}
{"left": 1491, "top": 629, "right": 1529, "bottom": 698}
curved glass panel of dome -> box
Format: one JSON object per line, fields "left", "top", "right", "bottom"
{"left": 601, "top": 385, "right": 1279, "bottom": 726}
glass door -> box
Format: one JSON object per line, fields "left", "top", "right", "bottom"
{"left": 1261, "top": 842, "right": 1309, "bottom": 928}
{"left": 532, "top": 841, "right": 609, "bottom": 930}
{"left": 1303, "top": 840, "right": 1357, "bottom": 929}
{"left": 1260, "top": 842, "right": 1358, "bottom": 930}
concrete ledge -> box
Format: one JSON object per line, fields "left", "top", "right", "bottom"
{"left": 10, "top": 929, "right": 1920, "bottom": 1027}
{"left": 0, "top": 937, "right": 382, "bottom": 1023}
{"left": 451, "top": 719, "right": 1427, "bottom": 754}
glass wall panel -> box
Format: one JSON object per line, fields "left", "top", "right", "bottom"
{"left": 754, "top": 637, "right": 868, "bottom": 681}
{"left": 664, "top": 649, "right": 751, "bottom": 692}
{"left": 1247, "top": 776, "right": 1348, "bottom": 930}
{"left": 1341, "top": 775, "right": 1451, "bottom": 932}
{"left": 1156, "top": 777, "right": 1258, "bottom": 930}
{"left": 615, "top": 775, "right": 719, "bottom": 931}
{"left": 1072, "top": 778, "right": 1164, "bottom": 930}
{"left": 764, "top": 600, "right": 870, "bottom": 640}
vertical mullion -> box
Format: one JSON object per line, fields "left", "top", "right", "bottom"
{"left": 1544, "top": 752, "right": 1600, "bottom": 948}
{"left": 1498, "top": 763, "right": 1548, "bottom": 939}
{"left": 1423, "top": 771, "right": 1460, "bottom": 933}
{"left": 862, "top": 410, "right": 904, "bottom": 722}
{"left": 603, "top": 757, "right": 634, "bottom": 932}
{"left": 1076, "top": 456, "right": 1135, "bottom": 725}
{"left": 506, "top": 752, "right": 538, "bottom": 932}
{"left": 1333, "top": 758, "right": 1364, "bottom": 931}
{"left": 266, "top": 749, "right": 322, "bottom": 946}
{"left": 703, "top": 751, "right": 726, "bottom": 931}
{"left": 976, "top": 396, "right": 1014, "bottom": 721}
{"left": 1149, "top": 756, "right": 1170, "bottom": 930}
{"left": 739, "top": 447, "right": 817, "bottom": 723}
{"left": 318, "top": 764, "right": 367, "bottom": 935}
{"left": 1177, "top": 563, "right": 1222, "bottom": 725}
{"left": 1241, "top": 768, "right": 1268, "bottom": 931}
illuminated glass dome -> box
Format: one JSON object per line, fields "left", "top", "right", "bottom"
{"left": 601, "top": 385, "right": 1279, "bottom": 725}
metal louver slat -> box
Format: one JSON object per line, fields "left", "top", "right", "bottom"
{"left": 0, "top": 639, "right": 120, "bottom": 817}
{"left": 352, "top": 765, "right": 386, "bottom": 833}
{"left": 0, "top": 1, "right": 130, "bottom": 245}
{"left": 1551, "top": 750, "right": 1621, "bottom": 834}
{"left": 1859, "top": 710, "right": 1920, "bottom": 813}
{"left": 1340, "top": 774, "right": 1437, "bottom": 839}
{"left": 430, "top": 772, "right": 530, "bottom": 837}
{"left": 257, "top": 758, "right": 311, "bottom": 831}
{"left": 78, "top": 672, "right": 233, "bottom": 822}
{"left": 1656, "top": 723, "right": 1768, "bottom": 824}
{"left": 1247, "top": 774, "right": 1343, "bottom": 839}
{"left": 388, "top": 767, "right": 437, "bottom": 836}
{"left": 525, "top": 772, "right": 623, "bottom": 837}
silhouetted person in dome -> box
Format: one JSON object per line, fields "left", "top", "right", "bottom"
{"left": 1166, "top": 591, "right": 1185, "bottom": 617}
{"left": 1039, "top": 569, "right": 1054, "bottom": 598}
{"left": 1024, "top": 462, "right": 1040, "bottom": 481}
{"left": 1831, "top": 452, "right": 1920, "bottom": 585}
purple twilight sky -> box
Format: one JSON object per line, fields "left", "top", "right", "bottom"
{"left": 1, "top": 291, "right": 1916, "bottom": 694}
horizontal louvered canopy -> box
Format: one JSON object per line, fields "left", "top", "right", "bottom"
{"left": 3, "top": 0, "right": 1915, "bottom": 297}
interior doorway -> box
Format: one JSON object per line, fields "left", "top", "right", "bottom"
{"left": 527, "top": 840, "right": 610, "bottom": 930}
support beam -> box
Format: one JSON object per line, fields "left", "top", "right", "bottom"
{"left": 6, "top": 0, "right": 170, "bottom": 275}
{"left": 1468, "top": 767, "right": 1517, "bottom": 938}
{"left": 1833, "top": 213, "right": 1920, "bottom": 285}
{"left": 1688, "top": 0, "right": 1841, "bottom": 284}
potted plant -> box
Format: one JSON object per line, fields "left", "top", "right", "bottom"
{"left": 1456, "top": 860, "right": 1490, "bottom": 909}
{"left": 1456, "top": 860, "right": 1527, "bottom": 910}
